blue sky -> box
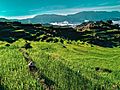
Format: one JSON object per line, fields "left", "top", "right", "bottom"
{"left": 0, "top": 0, "right": 120, "bottom": 19}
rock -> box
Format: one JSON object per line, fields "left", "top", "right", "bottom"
{"left": 28, "top": 61, "right": 37, "bottom": 71}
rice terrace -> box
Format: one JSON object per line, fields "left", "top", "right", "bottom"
{"left": 0, "top": 20, "right": 119, "bottom": 90}
{"left": 0, "top": 0, "right": 120, "bottom": 90}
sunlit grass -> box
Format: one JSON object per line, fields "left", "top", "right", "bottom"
{"left": 0, "top": 40, "right": 120, "bottom": 89}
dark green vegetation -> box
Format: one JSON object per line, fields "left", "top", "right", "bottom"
{"left": 0, "top": 21, "right": 120, "bottom": 90}
{"left": 76, "top": 20, "right": 120, "bottom": 47}
{"left": 0, "top": 20, "right": 119, "bottom": 47}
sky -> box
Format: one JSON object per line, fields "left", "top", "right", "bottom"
{"left": 0, "top": 0, "right": 120, "bottom": 19}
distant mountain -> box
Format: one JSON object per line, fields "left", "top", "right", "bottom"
{"left": 0, "top": 18, "right": 18, "bottom": 22}
{"left": 20, "top": 11, "right": 120, "bottom": 24}
{"left": 0, "top": 11, "right": 120, "bottom": 24}
{"left": 0, "top": 18, "right": 11, "bottom": 22}
{"left": 21, "top": 14, "right": 66, "bottom": 24}
{"left": 67, "top": 11, "right": 120, "bottom": 22}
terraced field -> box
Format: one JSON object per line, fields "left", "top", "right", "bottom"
{"left": 0, "top": 39, "right": 120, "bottom": 90}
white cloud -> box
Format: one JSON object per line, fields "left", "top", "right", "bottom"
{"left": 45, "top": 5, "right": 120, "bottom": 15}
{"left": 1, "top": 5, "right": 120, "bottom": 19}
{"left": 0, "top": 15, "right": 36, "bottom": 20}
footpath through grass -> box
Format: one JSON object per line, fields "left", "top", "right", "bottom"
{"left": 0, "top": 40, "right": 120, "bottom": 90}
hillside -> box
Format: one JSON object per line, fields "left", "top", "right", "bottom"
{"left": 0, "top": 21, "right": 120, "bottom": 90}
{"left": 1, "top": 39, "right": 120, "bottom": 90}
{"left": 20, "top": 11, "right": 120, "bottom": 24}
{"left": 0, "top": 20, "right": 119, "bottom": 47}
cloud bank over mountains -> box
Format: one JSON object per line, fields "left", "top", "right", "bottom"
{"left": 0, "top": 0, "right": 120, "bottom": 19}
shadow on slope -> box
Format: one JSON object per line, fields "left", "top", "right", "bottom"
{"left": 39, "top": 57, "right": 113, "bottom": 90}
{"left": 0, "top": 85, "right": 8, "bottom": 90}
{"left": 0, "top": 22, "right": 119, "bottom": 47}
{"left": 0, "top": 77, "right": 8, "bottom": 90}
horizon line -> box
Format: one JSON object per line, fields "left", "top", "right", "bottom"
{"left": 0, "top": 10, "right": 120, "bottom": 20}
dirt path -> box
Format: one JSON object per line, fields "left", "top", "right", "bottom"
{"left": 19, "top": 48, "right": 56, "bottom": 90}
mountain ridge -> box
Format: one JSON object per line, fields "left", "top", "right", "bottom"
{"left": 0, "top": 11, "right": 120, "bottom": 23}
{"left": 20, "top": 11, "right": 120, "bottom": 23}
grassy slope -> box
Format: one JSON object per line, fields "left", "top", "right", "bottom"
{"left": 0, "top": 42, "right": 42, "bottom": 90}
{"left": 0, "top": 40, "right": 120, "bottom": 90}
